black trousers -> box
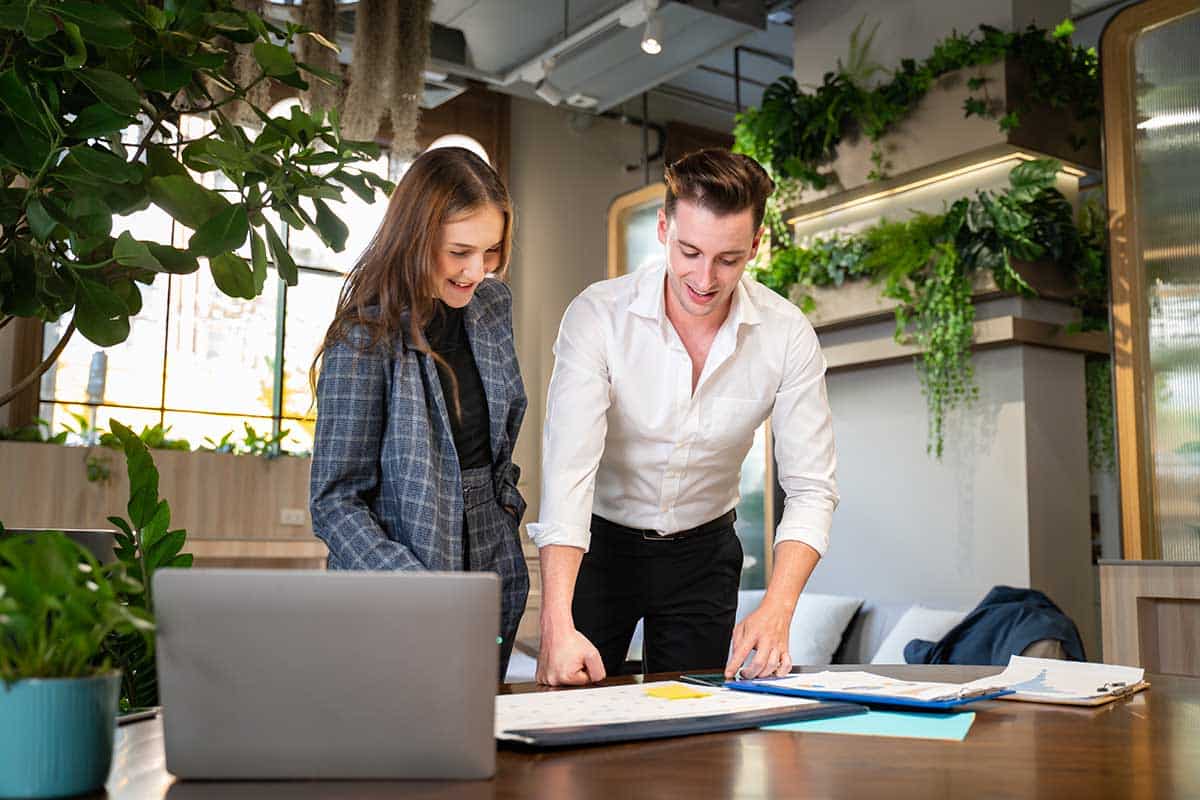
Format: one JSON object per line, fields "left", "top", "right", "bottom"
{"left": 572, "top": 514, "right": 742, "bottom": 676}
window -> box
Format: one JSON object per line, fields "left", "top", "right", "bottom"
{"left": 38, "top": 116, "right": 400, "bottom": 453}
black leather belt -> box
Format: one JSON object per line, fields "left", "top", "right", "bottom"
{"left": 593, "top": 509, "right": 737, "bottom": 542}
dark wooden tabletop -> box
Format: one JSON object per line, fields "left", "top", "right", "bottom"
{"left": 101, "top": 665, "right": 1200, "bottom": 800}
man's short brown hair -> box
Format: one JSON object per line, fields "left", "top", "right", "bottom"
{"left": 663, "top": 149, "right": 776, "bottom": 230}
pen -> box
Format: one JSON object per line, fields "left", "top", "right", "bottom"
{"left": 678, "top": 676, "right": 717, "bottom": 688}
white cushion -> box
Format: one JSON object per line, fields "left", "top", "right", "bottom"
{"left": 774, "top": 592, "right": 864, "bottom": 666}
{"left": 869, "top": 606, "right": 967, "bottom": 664}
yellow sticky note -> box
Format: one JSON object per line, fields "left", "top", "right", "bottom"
{"left": 645, "top": 684, "right": 712, "bottom": 700}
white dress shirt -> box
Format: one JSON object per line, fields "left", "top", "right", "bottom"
{"left": 527, "top": 262, "right": 839, "bottom": 556}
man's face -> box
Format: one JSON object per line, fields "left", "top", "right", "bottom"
{"left": 658, "top": 198, "right": 762, "bottom": 321}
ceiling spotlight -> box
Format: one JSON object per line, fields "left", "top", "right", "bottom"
{"left": 641, "top": 11, "right": 663, "bottom": 55}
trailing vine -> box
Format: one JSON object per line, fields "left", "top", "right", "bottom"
{"left": 734, "top": 20, "right": 1098, "bottom": 195}
{"left": 737, "top": 19, "right": 1111, "bottom": 461}
{"left": 756, "top": 159, "right": 1106, "bottom": 457}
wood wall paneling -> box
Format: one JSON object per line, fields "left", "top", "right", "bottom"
{"left": 1100, "top": 561, "right": 1200, "bottom": 675}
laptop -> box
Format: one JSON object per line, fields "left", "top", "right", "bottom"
{"left": 153, "top": 569, "right": 499, "bottom": 780}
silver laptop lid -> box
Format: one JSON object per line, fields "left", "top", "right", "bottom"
{"left": 154, "top": 569, "right": 499, "bottom": 780}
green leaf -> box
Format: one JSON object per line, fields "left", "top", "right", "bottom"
{"left": 144, "top": 243, "right": 200, "bottom": 275}
{"left": 146, "top": 174, "right": 231, "bottom": 229}
{"left": 297, "top": 60, "right": 341, "bottom": 87}
{"left": 0, "top": 69, "right": 51, "bottom": 135}
{"left": 140, "top": 55, "right": 193, "bottom": 94}
{"left": 22, "top": 9, "right": 56, "bottom": 41}
{"left": 313, "top": 199, "right": 348, "bottom": 251}
{"left": 78, "top": 69, "right": 142, "bottom": 116}
{"left": 146, "top": 145, "right": 189, "bottom": 178}
{"left": 333, "top": 171, "right": 376, "bottom": 204}
{"left": 73, "top": 277, "right": 131, "bottom": 346}
{"left": 111, "top": 279, "right": 143, "bottom": 315}
{"left": 26, "top": 198, "right": 60, "bottom": 241}
{"left": 249, "top": 230, "right": 268, "bottom": 293}
{"left": 1053, "top": 19, "right": 1075, "bottom": 40}
{"left": 188, "top": 204, "right": 249, "bottom": 258}
{"left": 54, "top": 1, "right": 136, "bottom": 48}
{"left": 253, "top": 42, "right": 297, "bottom": 77}
{"left": 298, "top": 184, "right": 343, "bottom": 200}
{"left": 0, "top": 118, "right": 52, "bottom": 171}
{"left": 58, "top": 22, "right": 89, "bottom": 71}
{"left": 113, "top": 232, "right": 164, "bottom": 271}
{"left": 67, "top": 194, "right": 113, "bottom": 238}
{"left": 66, "top": 104, "right": 136, "bottom": 139}
{"left": 209, "top": 253, "right": 257, "bottom": 299}
{"left": 147, "top": 530, "right": 186, "bottom": 569}
{"left": 60, "top": 146, "right": 142, "bottom": 185}
{"left": 263, "top": 223, "right": 297, "bottom": 286}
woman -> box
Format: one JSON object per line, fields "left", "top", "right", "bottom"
{"left": 309, "top": 147, "right": 528, "bottom": 679}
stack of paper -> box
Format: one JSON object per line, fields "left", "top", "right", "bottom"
{"left": 495, "top": 680, "right": 821, "bottom": 742}
{"left": 990, "top": 656, "right": 1148, "bottom": 705}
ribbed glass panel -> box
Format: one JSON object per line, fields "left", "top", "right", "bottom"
{"left": 1133, "top": 9, "right": 1200, "bottom": 560}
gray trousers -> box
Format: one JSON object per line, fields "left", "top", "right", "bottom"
{"left": 461, "top": 465, "right": 529, "bottom": 680}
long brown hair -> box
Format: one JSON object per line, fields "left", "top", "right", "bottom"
{"left": 310, "top": 146, "right": 514, "bottom": 400}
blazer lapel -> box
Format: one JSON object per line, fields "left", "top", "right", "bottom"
{"left": 464, "top": 293, "right": 506, "bottom": 463}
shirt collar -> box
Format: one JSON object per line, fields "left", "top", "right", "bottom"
{"left": 628, "top": 261, "right": 763, "bottom": 329}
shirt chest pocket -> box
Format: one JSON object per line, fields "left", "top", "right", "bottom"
{"left": 705, "top": 396, "right": 764, "bottom": 451}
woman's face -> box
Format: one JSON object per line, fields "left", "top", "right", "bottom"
{"left": 434, "top": 205, "right": 505, "bottom": 308}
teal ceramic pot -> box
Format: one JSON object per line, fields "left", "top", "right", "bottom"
{"left": 0, "top": 672, "right": 121, "bottom": 798}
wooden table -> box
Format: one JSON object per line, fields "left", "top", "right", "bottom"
{"left": 102, "top": 666, "right": 1200, "bottom": 799}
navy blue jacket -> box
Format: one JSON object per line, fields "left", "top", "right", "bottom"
{"left": 905, "top": 586, "right": 1086, "bottom": 665}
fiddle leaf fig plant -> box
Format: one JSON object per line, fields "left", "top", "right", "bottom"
{"left": 0, "top": 0, "right": 395, "bottom": 407}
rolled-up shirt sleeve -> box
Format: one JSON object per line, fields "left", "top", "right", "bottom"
{"left": 526, "top": 294, "right": 612, "bottom": 552}
{"left": 771, "top": 315, "right": 839, "bottom": 556}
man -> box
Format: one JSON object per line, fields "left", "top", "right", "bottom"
{"left": 530, "top": 149, "right": 838, "bottom": 686}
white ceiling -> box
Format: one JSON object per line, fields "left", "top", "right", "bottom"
{"left": 430, "top": 0, "right": 797, "bottom": 128}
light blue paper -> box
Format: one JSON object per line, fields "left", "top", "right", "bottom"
{"left": 765, "top": 710, "right": 975, "bottom": 741}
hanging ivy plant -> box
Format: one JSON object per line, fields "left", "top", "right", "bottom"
{"left": 757, "top": 159, "right": 1107, "bottom": 457}
{"left": 739, "top": 19, "right": 1111, "bottom": 460}
{"left": 734, "top": 20, "right": 1098, "bottom": 194}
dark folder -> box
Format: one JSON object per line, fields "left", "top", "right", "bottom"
{"left": 497, "top": 700, "right": 866, "bottom": 748}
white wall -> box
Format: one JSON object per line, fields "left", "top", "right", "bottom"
{"left": 791, "top": 0, "right": 1071, "bottom": 89}
{"left": 506, "top": 97, "right": 650, "bottom": 524}
{"left": 809, "top": 342, "right": 1097, "bottom": 652}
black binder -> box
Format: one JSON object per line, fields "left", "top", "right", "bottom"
{"left": 497, "top": 700, "right": 866, "bottom": 748}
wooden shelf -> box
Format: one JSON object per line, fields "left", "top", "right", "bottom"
{"left": 824, "top": 315, "right": 1110, "bottom": 372}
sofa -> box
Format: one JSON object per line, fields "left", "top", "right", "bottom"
{"left": 503, "top": 590, "right": 976, "bottom": 683}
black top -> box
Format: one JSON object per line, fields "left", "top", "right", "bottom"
{"left": 425, "top": 302, "right": 493, "bottom": 470}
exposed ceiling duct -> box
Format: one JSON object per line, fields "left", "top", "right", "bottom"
{"left": 427, "top": 0, "right": 767, "bottom": 112}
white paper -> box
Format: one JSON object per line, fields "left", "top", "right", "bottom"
{"left": 495, "top": 681, "right": 815, "bottom": 741}
{"left": 989, "top": 656, "right": 1145, "bottom": 702}
{"left": 747, "top": 671, "right": 1009, "bottom": 703}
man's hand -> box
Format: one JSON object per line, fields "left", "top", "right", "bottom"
{"left": 536, "top": 625, "right": 606, "bottom": 686}
{"left": 724, "top": 601, "right": 793, "bottom": 679}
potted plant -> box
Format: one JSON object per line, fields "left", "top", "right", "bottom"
{"left": 0, "top": 529, "right": 153, "bottom": 798}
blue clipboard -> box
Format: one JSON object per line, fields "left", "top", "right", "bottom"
{"left": 725, "top": 680, "right": 1013, "bottom": 711}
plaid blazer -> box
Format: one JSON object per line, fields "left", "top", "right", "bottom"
{"left": 309, "top": 278, "right": 528, "bottom": 570}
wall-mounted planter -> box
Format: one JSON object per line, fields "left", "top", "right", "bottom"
{"left": 799, "top": 258, "right": 1081, "bottom": 330}
{"left": 795, "top": 57, "right": 1100, "bottom": 206}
